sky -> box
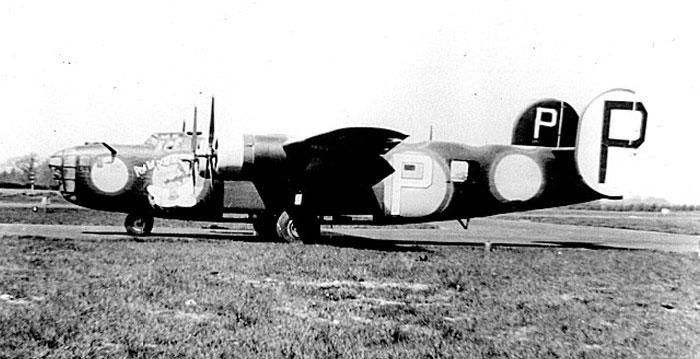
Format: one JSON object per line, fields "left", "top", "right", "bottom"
{"left": 1, "top": 1, "right": 698, "bottom": 203}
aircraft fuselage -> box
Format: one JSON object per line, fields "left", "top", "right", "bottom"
{"left": 49, "top": 137, "right": 600, "bottom": 225}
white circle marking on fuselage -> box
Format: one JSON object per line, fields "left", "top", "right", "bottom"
{"left": 493, "top": 153, "right": 543, "bottom": 201}
{"left": 91, "top": 157, "right": 129, "bottom": 193}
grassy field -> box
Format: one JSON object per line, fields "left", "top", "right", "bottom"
{"left": 496, "top": 210, "right": 700, "bottom": 236}
{"left": 2, "top": 191, "right": 700, "bottom": 357}
{"left": 2, "top": 234, "right": 700, "bottom": 358}
{"left": 0, "top": 189, "right": 65, "bottom": 203}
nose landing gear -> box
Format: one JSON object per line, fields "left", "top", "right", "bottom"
{"left": 125, "top": 213, "right": 154, "bottom": 236}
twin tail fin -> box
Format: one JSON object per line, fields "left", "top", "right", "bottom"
{"left": 512, "top": 89, "right": 648, "bottom": 199}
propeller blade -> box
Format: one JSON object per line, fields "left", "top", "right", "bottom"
{"left": 209, "top": 97, "right": 215, "bottom": 149}
{"left": 207, "top": 97, "right": 217, "bottom": 187}
{"left": 191, "top": 107, "right": 198, "bottom": 153}
{"left": 208, "top": 153, "right": 215, "bottom": 184}
{"left": 191, "top": 106, "right": 198, "bottom": 189}
{"left": 192, "top": 163, "right": 197, "bottom": 190}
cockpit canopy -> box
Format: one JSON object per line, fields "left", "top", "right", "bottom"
{"left": 144, "top": 132, "right": 206, "bottom": 152}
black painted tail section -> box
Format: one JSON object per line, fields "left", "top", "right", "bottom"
{"left": 512, "top": 100, "right": 579, "bottom": 148}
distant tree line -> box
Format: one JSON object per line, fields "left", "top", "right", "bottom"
{"left": 567, "top": 201, "right": 700, "bottom": 212}
{"left": 0, "top": 153, "right": 54, "bottom": 190}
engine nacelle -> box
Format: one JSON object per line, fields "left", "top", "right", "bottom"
{"left": 216, "top": 133, "right": 289, "bottom": 180}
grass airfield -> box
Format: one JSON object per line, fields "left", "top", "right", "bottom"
{"left": 1, "top": 192, "right": 700, "bottom": 358}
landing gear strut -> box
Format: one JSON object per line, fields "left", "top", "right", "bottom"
{"left": 125, "top": 213, "right": 154, "bottom": 236}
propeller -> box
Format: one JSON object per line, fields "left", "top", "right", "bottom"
{"left": 187, "top": 98, "right": 217, "bottom": 191}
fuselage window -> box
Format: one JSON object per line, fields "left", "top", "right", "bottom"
{"left": 450, "top": 160, "right": 469, "bottom": 182}
{"left": 402, "top": 162, "right": 424, "bottom": 179}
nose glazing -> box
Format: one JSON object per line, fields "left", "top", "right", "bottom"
{"left": 48, "top": 149, "right": 93, "bottom": 195}
{"left": 48, "top": 151, "right": 75, "bottom": 194}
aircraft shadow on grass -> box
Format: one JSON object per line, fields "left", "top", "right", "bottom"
{"left": 81, "top": 229, "right": 428, "bottom": 252}
{"left": 81, "top": 229, "right": 635, "bottom": 252}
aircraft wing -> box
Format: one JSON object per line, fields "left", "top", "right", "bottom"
{"left": 283, "top": 127, "right": 408, "bottom": 190}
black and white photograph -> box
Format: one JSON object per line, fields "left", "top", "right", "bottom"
{"left": 1, "top": 1, "right": 698, "bottom": 357}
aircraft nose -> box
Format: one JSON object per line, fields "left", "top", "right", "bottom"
{"left": 48, "top": 149, "right": 81, "bottom": 196}
{"left": 49, "top": 144, "right": 134, "bottom": 201}
{"left": 48, "top": 147, "right": 99, "bottom": 197}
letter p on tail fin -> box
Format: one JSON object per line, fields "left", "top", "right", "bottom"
{"left": 512, "top": 100, "right": 579, "bottom": 148}
{"left": 575, "top": 89, "right": 648, "bottom": 198}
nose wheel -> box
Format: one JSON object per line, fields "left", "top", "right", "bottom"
{"left": 125, "top": 213, "right": 154, "bottom": 236}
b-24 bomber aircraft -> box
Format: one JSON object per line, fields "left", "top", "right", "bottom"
{"left": 49, "top": 89, "right": 648, "bottom": 243}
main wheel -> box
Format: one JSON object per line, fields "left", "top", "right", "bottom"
{"left": 125, "top": 213, "right": 154, "bottom": 236}
{"left": 275, "top": 211, "right": 320, "bottom": 244}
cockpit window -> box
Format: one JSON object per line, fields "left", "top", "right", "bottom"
{"left": 144, "top": 133, "right": 206, "bottom": 152}
{"left": 144, "top": 135, "right": 159, "bottom": 148}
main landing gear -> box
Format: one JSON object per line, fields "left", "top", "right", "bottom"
{"left": 254, "top": 211, "right": 320, "bottom": 244}
{"left": 123, "top": 211, "right": 320, "bottom": 243}
{"left": 124, "top": 213, "right": 154, "bottom": 236}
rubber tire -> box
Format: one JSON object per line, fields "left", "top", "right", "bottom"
{"left": 275, "top": 211, "right": 319, "bottom": 244}
{"left": 125, "top": 213, "right": 154, "bottom": 236}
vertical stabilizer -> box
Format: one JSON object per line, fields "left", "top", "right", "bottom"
{"left": 575, "top": 89, "right": 648, "bottom": 198}
{"left": 512, "top": 100, "right": 579, "bottom": 148}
